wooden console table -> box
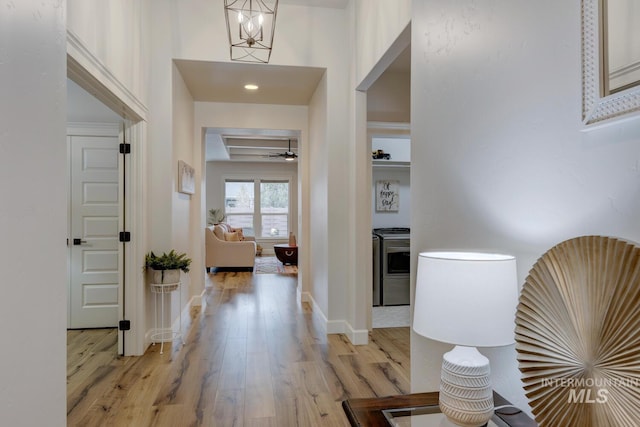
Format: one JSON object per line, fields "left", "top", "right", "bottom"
{"left": 343, "top": 391, "right": 537, "bottom": 427}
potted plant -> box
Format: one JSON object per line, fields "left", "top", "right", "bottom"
{"left": 207, "top": 208, "right": 226, "bottom": 225}
{"left": 145, "top": 250, "right": 192, "bottom": 284}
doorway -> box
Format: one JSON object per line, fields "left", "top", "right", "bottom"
{"left": 67, "top": 46, "right": 147, "bottom": 357}
{"left": 356, "top": 26, "right": 411, "bottom": 335}
{"left": 67, "top": 125, "right": 121, "bottom": 329}
{"left": 67, "top": 79, "right": 123, "bottom": 331}
{"left": 203, "top": 127, "right": 301, "bottom": 254}
{"left": 66, "top": 79, "right": 127, "bottom": 361}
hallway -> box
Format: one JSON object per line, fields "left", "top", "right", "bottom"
{"left": 67, "top": 271, "right": 410, "bottom": 426}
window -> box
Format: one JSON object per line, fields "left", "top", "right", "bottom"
{"left": 260, "top": 181, "right": 289, "bottom": 237}
{"left": 224, "top": 180, "right": 255, "bottom": 232}
{"left": 224, "top": 178, "right": 290, "bottom": 238}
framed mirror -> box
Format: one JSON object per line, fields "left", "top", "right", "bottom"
{"left": 582, "top": 0, "right": 640, "bottom": 127}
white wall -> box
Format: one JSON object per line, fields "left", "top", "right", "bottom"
{"left": 67, "top": 0, "right": 148, "bottom": 106}
{"left": 0, "top": 1, "right": 67, "bottom": 425}
{"left": 354, "top": 0, "right": 412, "bottom": 85}
{"left": 308, "top": 74, "right": 330, "bottom": 317}
{"left": 410, "top": 0, "right": 640, "bottom": 415}
{"left": 367, "top": 69, "right": 411, "bottom": 123}
{"left": 171, "top": 63, "right": 197, "bottom": 326}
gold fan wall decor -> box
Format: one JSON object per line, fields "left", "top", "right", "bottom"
{"left": 515, "top": 236, "right": 640, "bottom": 426}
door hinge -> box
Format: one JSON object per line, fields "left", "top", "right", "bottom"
{"left": 119, "top": 143, "right": 131, "bottom": 154}
{"left": 119, "top": 320, "right": 131, "bottom": 331}
{"left": 119, "top": 231, "right": 131, "bottom": 242}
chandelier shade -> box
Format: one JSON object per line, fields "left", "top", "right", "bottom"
{"left": 224, "top": 0, "right": 279, "bottom": 63}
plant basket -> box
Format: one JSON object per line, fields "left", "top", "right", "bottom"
{"left": 150, "top": 268, "right": 180, "bottom": 285}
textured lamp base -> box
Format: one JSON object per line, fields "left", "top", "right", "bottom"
{"left": 439, "top": 346, "right": 494, "bottom": 427}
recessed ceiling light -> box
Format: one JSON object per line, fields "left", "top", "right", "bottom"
{"left": 244, "top": 84, "right": 259, "bottom": 90}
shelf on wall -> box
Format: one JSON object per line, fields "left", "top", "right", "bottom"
{"left": 372, "top": 160, "right": 410, "bottom": 168}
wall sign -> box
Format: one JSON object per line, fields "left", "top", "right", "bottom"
{"left": 178, "top": 160, "right": 195, "bottom": 194}
{"left": 376, "top": 180, "right": 399, "bottom": 212}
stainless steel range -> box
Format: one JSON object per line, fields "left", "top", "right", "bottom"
{"left": 373, "top": 227, "right": 410, "bottom": 306}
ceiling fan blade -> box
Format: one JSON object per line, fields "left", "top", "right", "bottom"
{"left": 265, "top": 140, "right": 298, "bottom": 160}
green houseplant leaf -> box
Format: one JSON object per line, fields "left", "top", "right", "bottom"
{"left": 207, "top": 208, "right": 226, "bottom": 225}
{"left": 145, "top": 250, "right": 192, "bottom": 273}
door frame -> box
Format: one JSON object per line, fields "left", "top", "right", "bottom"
{"left": 67, "top": 32, "right": 148, "bottom": 356}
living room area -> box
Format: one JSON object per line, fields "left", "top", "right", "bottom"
{"left": 204, "top": 141, "right": 300, "bottom": 265}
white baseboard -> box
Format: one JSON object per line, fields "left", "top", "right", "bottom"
{"left": 346, "top": 324, "right": 370, "bottom": 345}
{"left": 303, "top": 292, "right": 369, "bottom": 345}
{"left": 300, "top": 290, "right": 311, "bottom": 303}
{"left": 189, "top": 289, "right": 206, "bottom": 307}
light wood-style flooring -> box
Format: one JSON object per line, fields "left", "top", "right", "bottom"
{"left": 67, "top": 270, "right": 410, "bottom": 426}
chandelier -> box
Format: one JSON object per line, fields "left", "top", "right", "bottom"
{"left": 224, "top": 0, "right": 279, "bottom": 63}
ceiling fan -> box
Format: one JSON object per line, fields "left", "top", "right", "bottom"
{"left": 268, "top": 139, "right": 298, "bottom": 161}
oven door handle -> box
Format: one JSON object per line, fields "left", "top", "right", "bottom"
{"left": 386, "top": 247, "right": 410, "bottom": 254}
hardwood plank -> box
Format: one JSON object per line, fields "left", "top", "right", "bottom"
{"left": 217, "top": 337, "right": 247, "bottom": 390}
{"left": 68, "top": 355, "right": 162, "bottom": 426}
{"left": 326, "top": 333, "right": 358, "bottom": 356}
{"left": 274, "top": 396, "right": 309, "bottom": 427}
{"left": 369, "top": 329, "right": 411, "bottom": 384}
{"left": 338, "top": 355, "right": 409, "bottom": 398}
{"left": 212, "top": 388, "right": 245, "bottom": 427}
{"left": 67, "top": 328, "right": 117, "bottom": 371}
{"left": 67, "top": 268, "right": 411, "bottom": 426}
{"left": 244, "top": 417, "right": 279, "bottom": 427}
{"left": 312, "top": 348, "right": 367, "bottom": 401}
{"left": 244, "top": 352, "right": 276, "bottom": 419}
{"left": 67, "top": 348, "right": 117, "bottom": 405}
{"left": 298, "top": 391, "right": 351, "bottom": 426}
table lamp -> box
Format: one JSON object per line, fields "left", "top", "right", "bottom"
{"left": 413, "top": 251, "right": 518, "bottom": 427}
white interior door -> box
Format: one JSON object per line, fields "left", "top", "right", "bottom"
{"left": 69, "top": 133, "right": 120, "bottom": 329}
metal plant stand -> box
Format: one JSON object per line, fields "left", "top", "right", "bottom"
{"left": 150, "top": 281, "right": 181, "bottom": 354}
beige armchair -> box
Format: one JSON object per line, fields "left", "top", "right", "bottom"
{"left": 205, "top": 224, "right": 256, "bottom": 271}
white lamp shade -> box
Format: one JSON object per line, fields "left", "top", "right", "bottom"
{"left": 413, "top": 251, "right": 518, "bottom": 347}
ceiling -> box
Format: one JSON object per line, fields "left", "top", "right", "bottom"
{"left": 188, "top": 46, "right": 409, "bottom": 162}
{"left": 205, "top": 127, "right": 300, "bottom": 162}
{"left": 174, "top": 60, "right": 326, "bottom": 106}
{"left": 174, "top": 58, "right": 326, "bottom": 162}
{"left": 67, "top": 0, "right": 409, "bottom": 162}
{"left": 181, "top": 0, "right": 408, "bottom": 162}
{"left": 67, "top": 78, "right": 121, "bottom": 123}
{"left": 280, "top": 0, "right": 349, "bottom": 8}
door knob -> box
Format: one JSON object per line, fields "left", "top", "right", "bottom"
{"left": 73, "top": 238, "right": 87, "bottom": 245}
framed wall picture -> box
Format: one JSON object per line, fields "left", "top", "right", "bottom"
{"left": 178, "top": 160, "right": 195, "bottom": 194}
{"left": 376, "top": 180, "right": 399, "bottom": 212}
